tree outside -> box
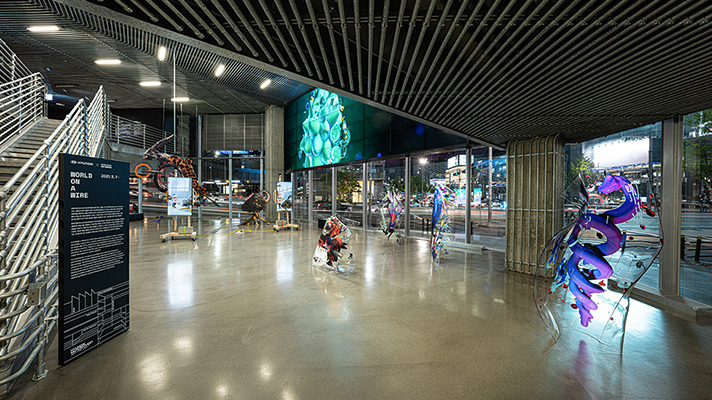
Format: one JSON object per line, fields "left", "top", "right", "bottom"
{"left": 566, "top": 155, "right": 595, "bottom": 186}
{"left": 683, "top": 111, "right": 712, "bottom": 210}
{"left": 321, "top": 170, "right": 362, "bottom": 203}
{"left": 337, "top": 170, "right": 361, "bottom": 202}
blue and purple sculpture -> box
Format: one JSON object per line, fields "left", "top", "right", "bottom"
{"left": 535, "top": 170, "right": 662, "bottom": 352}
{"left": 430, "top": 184, "right": 456, "bottom": 264}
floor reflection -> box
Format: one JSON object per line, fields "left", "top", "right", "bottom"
{"left": 167, "top": 260, "right": 194, "bottom": 308}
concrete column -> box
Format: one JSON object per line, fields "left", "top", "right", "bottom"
{"left": 659, "top": 117, "right": 683, "bottom": 296}
{"left": 505, "top": 135, "right": 565, "bottom": 275}
{"left": 264, "top": 105, "right": 284, "bottom": 221}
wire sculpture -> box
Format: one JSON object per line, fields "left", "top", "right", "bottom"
{"left": 430, "top": 184, "right": 456, "bottom": 264}
{"left": 379, "top": 189, "right": 404, "bottom": 242}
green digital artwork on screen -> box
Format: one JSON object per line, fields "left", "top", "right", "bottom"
{"left": 285, "top": 87, "right": 468, "bottom": 171}
{"left": 298, "top": 89, "right": 351, "bottom": 168}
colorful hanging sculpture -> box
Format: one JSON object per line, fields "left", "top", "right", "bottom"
{"left": 430, "top": 184, "right": 456, "bottom": 264}
{"left": 380, "top": 189, "right": 404, "bottom": 241}
{"left": 535, "top": 169, "right": 662, "bottom": 352}
{"left": 313, "top": 215, "right": 354, "bottom": 273}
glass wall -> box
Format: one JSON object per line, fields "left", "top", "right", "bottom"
{"left": 408, "top": 151, "right": 467, "bottom": 242}
{"left": 681, "top": 110, "right": 712, "bottom": 305}
{"left": 312, "top": 168, "right": 332, "bottom": 221}
{"left": 470, "top": 148, "right": 506, "bottom": 247}
{"left": 367, "top": 159, "right": 405, "bottom": 230}
{"left": 336, "top": 164, "right": 363, "bottom": 226}
{"left": 294, "top": 171, "right": 309, "bottom": 222}
{"left": 565, "top": 123, "right": 662, "bottom": 290}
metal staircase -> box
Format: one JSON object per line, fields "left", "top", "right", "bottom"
{"left": 0, "top": 118, "right": 61, "bottom": 190}
{"left": 0, "top": 38, "right": 108, "bottom": 392}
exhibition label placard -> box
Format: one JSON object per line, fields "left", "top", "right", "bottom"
{"left": 59, "top": 154, "right": 130, "bottom": 365}
{"left": 167, "top": 177, "right": 192, "bottom": 216}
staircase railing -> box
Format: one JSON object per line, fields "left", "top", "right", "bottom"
{"left": 108, "top": 114, "right": 186, "bottom": 156}
{"left": 0, "top": 85, "right": 108, "bottom": 392}
{"left": 0, "top": 38, "right": 45, "bottom": 151}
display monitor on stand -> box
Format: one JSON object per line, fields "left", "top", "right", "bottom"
{"left": 161, "top": 176, "right": 196, "bottom": 241}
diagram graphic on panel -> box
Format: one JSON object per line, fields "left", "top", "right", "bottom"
{"left": 62, "top": 281, "right": 129, "bottom": 361}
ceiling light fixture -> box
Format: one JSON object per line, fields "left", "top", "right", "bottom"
{"left": 158, "top": 46, "right": 167, "bottom": 61}
{"left": 260, "top": 79, "right": 272, "bottom": 89}
{"left": 28, "top": 25, "right": 59, "bottom": 32}
{"left": 140, "top": 81, "right": 162, "bottom": 87}
{"left": 171, "top": 97, "right": 189, "bottom": 102}
{"left": 215, "top": 64, "right": 225, "bottom": 77}
{"left": 95, "top": 59, "right": 121, "bottom": 65}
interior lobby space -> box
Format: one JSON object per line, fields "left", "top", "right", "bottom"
{"left": 6, "top": 219, "right": 712, "bottom": 400}
{"left": 4, "top": 0, "right": 712, "bottom": 397}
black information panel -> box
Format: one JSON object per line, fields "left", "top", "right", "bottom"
{"left": 59, "top": 154, "right": 130, "bottom": 365}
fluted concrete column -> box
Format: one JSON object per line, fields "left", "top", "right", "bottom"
{"left": 505, "top": 135, "right": 565, "bottom": 275}
{"left": 659, "top": 117, "right": 683, "bottom": 296}
{"left": 264, "top": 105, "right": 284, "bottom": 221}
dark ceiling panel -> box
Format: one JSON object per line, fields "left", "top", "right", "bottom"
{"left": 6, "top": 0, "right": 712, "bottom": 146}
{"left": 0, "top": 0, "right": 312, "bottom": 114}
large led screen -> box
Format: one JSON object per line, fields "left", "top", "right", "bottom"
{"left": 285, "top": 88, "right": 468, "bottom": 171}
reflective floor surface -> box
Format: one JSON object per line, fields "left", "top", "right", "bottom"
{"left": 8, "top": 218, "right": 712, "bottom": 399}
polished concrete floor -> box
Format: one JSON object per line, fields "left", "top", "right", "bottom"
{"left": 9, "top": 218, "right": 712, "bottom": 399}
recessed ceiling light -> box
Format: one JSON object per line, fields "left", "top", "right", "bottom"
{"left": 45, "top": 93, "right": 53, "bottom": 101}
{"left": 95, "top": 59, "right": 121, "bottom": 65}
{"left": 28, "top": 25, "right": 59, "bottom": 32}
{"left": 140, "top": 81, "right": 161, "bottom": 87}
{"left": 260, "top": 79, "right": 272, "bottom": 89}
{"left": 215, "top": 64, "right": 225, "bottom": 77}
{"left": 171, "top": 97, "right": 190, "bottom": 102}
{"left": 158, "top": 46, "right": 167, "bottom": 61}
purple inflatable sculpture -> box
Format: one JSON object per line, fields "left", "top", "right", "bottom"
{"left": 535, "top": 170, "right": 662, "bottom": 352}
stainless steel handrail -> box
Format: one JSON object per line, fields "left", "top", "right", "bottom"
{"left": 0, "top": 80, "right": 107, "bottom": 391}
{"left": 107, "top": 114, "right": 181, "bottom": 154}
{"left": 0, "top": 73, "right": 44, "bottom": 150}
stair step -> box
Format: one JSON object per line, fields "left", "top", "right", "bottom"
{"left": 3, "top": 150, "right": 36, "bottom": 158}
